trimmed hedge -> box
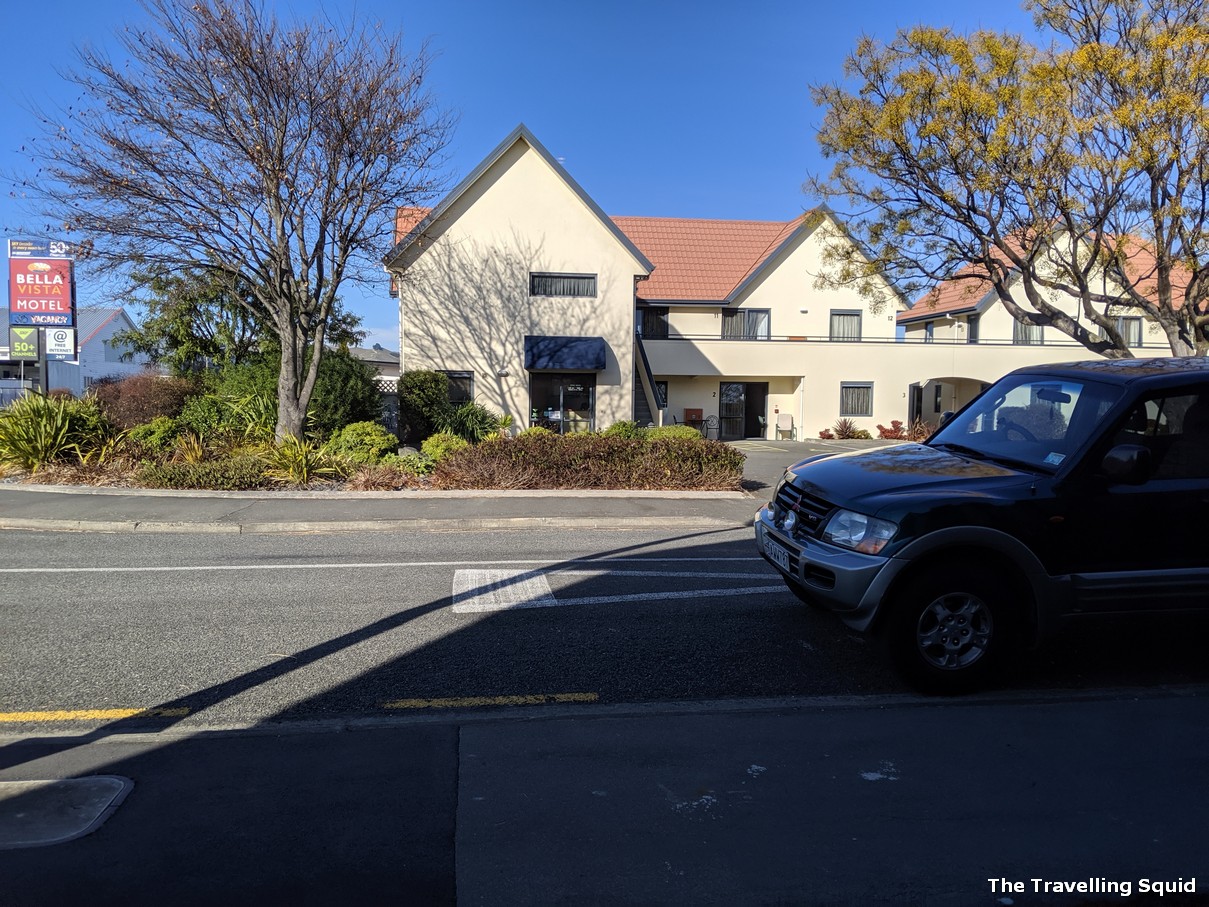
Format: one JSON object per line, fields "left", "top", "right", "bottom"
{"left": 430, "top": 433, "right": 745, "bottom": 490}
{"left": 137, "top": 455, "right": 268, "bottom": 490}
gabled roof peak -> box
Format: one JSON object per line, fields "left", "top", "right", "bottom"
{"left": 384, "top": 124, "right": 653, "bottom": 274}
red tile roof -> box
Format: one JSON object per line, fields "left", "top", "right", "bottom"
{"left": 900, "top": 264, "right": 996, "bottom": 322}
{"left": 900, "top": 236, "right": 1197, "bottom": 323}
{"left": 395, "top": 206, "right": 816, "bottom": 303}
{"left": 611, "top": 215, "right": 809, "bottom": 301}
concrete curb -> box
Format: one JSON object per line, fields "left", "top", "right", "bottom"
{"left": 0, "top": 515, "right": 753, "bottom": 535}
{"left": 1, "top": 483, "right": 750, "bottom": 500}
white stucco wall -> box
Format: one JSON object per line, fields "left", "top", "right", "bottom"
{"left": 393, "top": 137, "right": 649, "bottom": 430}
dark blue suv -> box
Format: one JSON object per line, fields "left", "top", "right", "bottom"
{"left": 756, "top": 358, "right": 1209, "bottom": 693}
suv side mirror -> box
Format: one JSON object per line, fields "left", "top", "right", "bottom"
{"left": 938, "top": 410, "right": 955, "bottom": 428}
{"left": 1102, "top": 444, "right": 1152, "bottom": 485}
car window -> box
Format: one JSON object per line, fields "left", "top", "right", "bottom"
{"left": 932, "top": 376, "right": 1122, "bottom": 471}
{"left": 1121, "top": 389, "right": 1209, "bottom": 480}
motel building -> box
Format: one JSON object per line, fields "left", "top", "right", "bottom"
{"left": 383, "top": 125, "right": 1177, "bottom": 441}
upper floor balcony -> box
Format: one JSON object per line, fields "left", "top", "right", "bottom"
{"left": 639, "top": 332, "right": 1173, "bottom": 383}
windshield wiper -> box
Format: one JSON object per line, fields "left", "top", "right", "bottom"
{"left": 932, "top": 442, "right": 989, "bottom": 460}
{"left": 933, "top": 442, "right": 1049, "bottom": 473}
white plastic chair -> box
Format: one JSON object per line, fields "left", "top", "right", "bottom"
{"left": 775, "top": 413, "right": 795, "bottom": 440}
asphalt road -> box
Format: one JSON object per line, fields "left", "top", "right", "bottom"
{"left": 3, "top": 526, "right": 1209, "bottom": 905}
{"left": 4, "top": 527, "right": 1209, "bottom": 733}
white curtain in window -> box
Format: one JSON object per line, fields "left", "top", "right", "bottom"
{"left": 840, "top": 383, "right": 873, "bottom": 416}
{"left": 830, "top": 312, "right": 861, "bottom": 341}
{"left": 1013, "top": 320, "right": 1043, "bottom": 345}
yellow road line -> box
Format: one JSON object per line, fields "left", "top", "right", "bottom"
{"left": 0, "top": 708, "right": 190, "bottom": 723}
{"left": 382, "top": 693, "right": 599, "bottom": 710}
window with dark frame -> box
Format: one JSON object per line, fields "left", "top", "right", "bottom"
{"left": 1013, "top": 320, "right": 1044, "bottom": 345}
{"left": 924, "top": 321, "right": 935, "bottom": 343}
{"left": 440, "top": 370, "right": 474, "bottom": 405}
{"left": 640, "top": 308, "right": 669, "bottom": 339}
{"left": 721, "top": 309, "right": 771, "bottom": 340}
{"left": 529, "top": 272, "right": 597, "bottom": 298}
{"left": 840, "top": 382, "right": 873, "bottom": 417}
{"left": 1117, "top": 316, "right": 1142, "bottom": 348}
{"left": 829, "top": 311, "right": 861, "bottom": 342}
{"left": 967, "top": 314, "right": 980, "bottom": 343}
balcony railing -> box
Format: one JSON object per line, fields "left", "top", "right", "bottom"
{"left": 645, "top": 333, "right": 1168, "bottom": 349}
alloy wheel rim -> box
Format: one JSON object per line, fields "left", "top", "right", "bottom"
{"left": 915, "top": 592, "right": 993, "bottom": 670}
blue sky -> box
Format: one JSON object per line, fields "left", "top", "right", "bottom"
{"left": 0, "top": 1, "right": 1041, "bottom": 349}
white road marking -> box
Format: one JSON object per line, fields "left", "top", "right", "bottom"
{"left": 451, "top": 568, "right": 782, "bottom": 613}
{"left": 0, "top": 557, "right": 764, "bottom": 575}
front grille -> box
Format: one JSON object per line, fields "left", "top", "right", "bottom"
{"left": 774, "top": 481, "right": 834, "bottom": 539}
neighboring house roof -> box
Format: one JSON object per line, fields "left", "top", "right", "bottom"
{"left": 0, "top": 306, "right": 134, "bottom": 353}
{"left": 76, "top": 307, "right": 134, "bottom": 346}
{"left": 384, "top": 124, "right": 655, "bottom": 275}
{"left": 898, "top": 265, "right": 998, "bottom": 324}
{"left": 899, "top": 235, "right": 1198, "bottom": 325}
{"left": 610, "top": 215, "right": 808, "bottom": 304}
{"left": 349, "top": 344, "right": 400, "bottom": 368}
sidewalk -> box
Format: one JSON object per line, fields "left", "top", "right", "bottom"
{"left": 3, "top": 690, "right": 1207, "bottom": 905}
{"left": 0, "top": 484, "right": 758, "bottom": 534}
{"left": 0, "top": 440, "right": 857, "bottom": 534}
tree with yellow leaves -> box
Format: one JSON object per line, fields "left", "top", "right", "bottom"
{"left": 809, "top": 0, "right": 1209, "bottom": 357}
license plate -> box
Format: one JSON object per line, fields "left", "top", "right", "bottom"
{"left": 766, "top": 539, "right": 792, "bottom": 573}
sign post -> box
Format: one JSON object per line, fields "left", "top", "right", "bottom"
{"left": 7, "top": 239, "right": 75, "bottom": 393}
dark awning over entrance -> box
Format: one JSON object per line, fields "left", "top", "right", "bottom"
{"left": 523, "top": 335, "right": 607, "bottom": 371}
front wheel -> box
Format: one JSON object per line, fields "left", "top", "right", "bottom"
{"left": 884, "top": 569, "right": 1017, "bottom": 694}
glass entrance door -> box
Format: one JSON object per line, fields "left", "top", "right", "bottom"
{"left": 720, "top": 383, "right": 745, "bottom": 440}
{"left": 720, "top": 382, "right": 769, "bottom": 440}
{"left": 530, "top": 374, "right": 596, "bottom": 433}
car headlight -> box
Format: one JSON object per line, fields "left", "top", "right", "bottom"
{"left": 821, "top": 509, "right": 897, "bottom": 555}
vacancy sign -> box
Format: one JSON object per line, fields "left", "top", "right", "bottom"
{"left": 8, "top": 240, "right": 75, "bottom": 327}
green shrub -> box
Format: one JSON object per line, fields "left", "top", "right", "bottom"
{"left": 398, "top": 370, "right": 454, "bottom": 444}
{"left": 421, "top": 430, "right": 470, "bottom": 462}
{"left": 439, "top": 401, "right": 502, "bottom": 442}
{"left": 384, "top": 452, "right": 435, "bottom": 476}
{"left": 329, "top": 421, "right": 399, "bottom": 465}
{"left": 0, "top": 393, "right": 116, "bottom": 472}
{"left": 177, "top": 394, "right": 232, "bottom": 441}
{"left": 852, "top": 429, "right": 873, "bottom": 440}
{"left": 517, "top": 425, "right": 555, "bottom": 438}
{"left": 601, "top": 420, "right": 648, "bottom": 440}
{"left": 127, "top": 416, "right": 181, "bottom": 458}
{"left": 226, "top": 393, "right": 277, "bottom": 442}
{"left": 91, "top": 374, "right": 199, "bottom": 430}
{"left": 646, "top": 424, "right": 705, "bottom": 441}
{"left": 307, "top": 349, "right": 382, "bottom": 439}
{"left": 831, "top": 418, "right": 859, "bottom": 440}
{"left": 137, "top": 455, "right": 267, "bottom": 490}
{"left": 210, "top": 350, "right": 383, "bottom": 440}
{"left": 261, "top": 436, "right": 344, "bottom": 486}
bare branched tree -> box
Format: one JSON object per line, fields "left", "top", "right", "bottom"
{"left": 21, "top": 0, "right": 452, "bottom": 438}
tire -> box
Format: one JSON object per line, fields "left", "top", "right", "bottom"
{"left": 884, "top": 568, "right": 1017, "bottom": 694}
{"left": 783, "top": 576, "right": 829, "bottom": 611}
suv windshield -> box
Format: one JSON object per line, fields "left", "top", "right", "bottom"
{"left": 930, "top": 374, "right": 1123, "bottom": 471}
